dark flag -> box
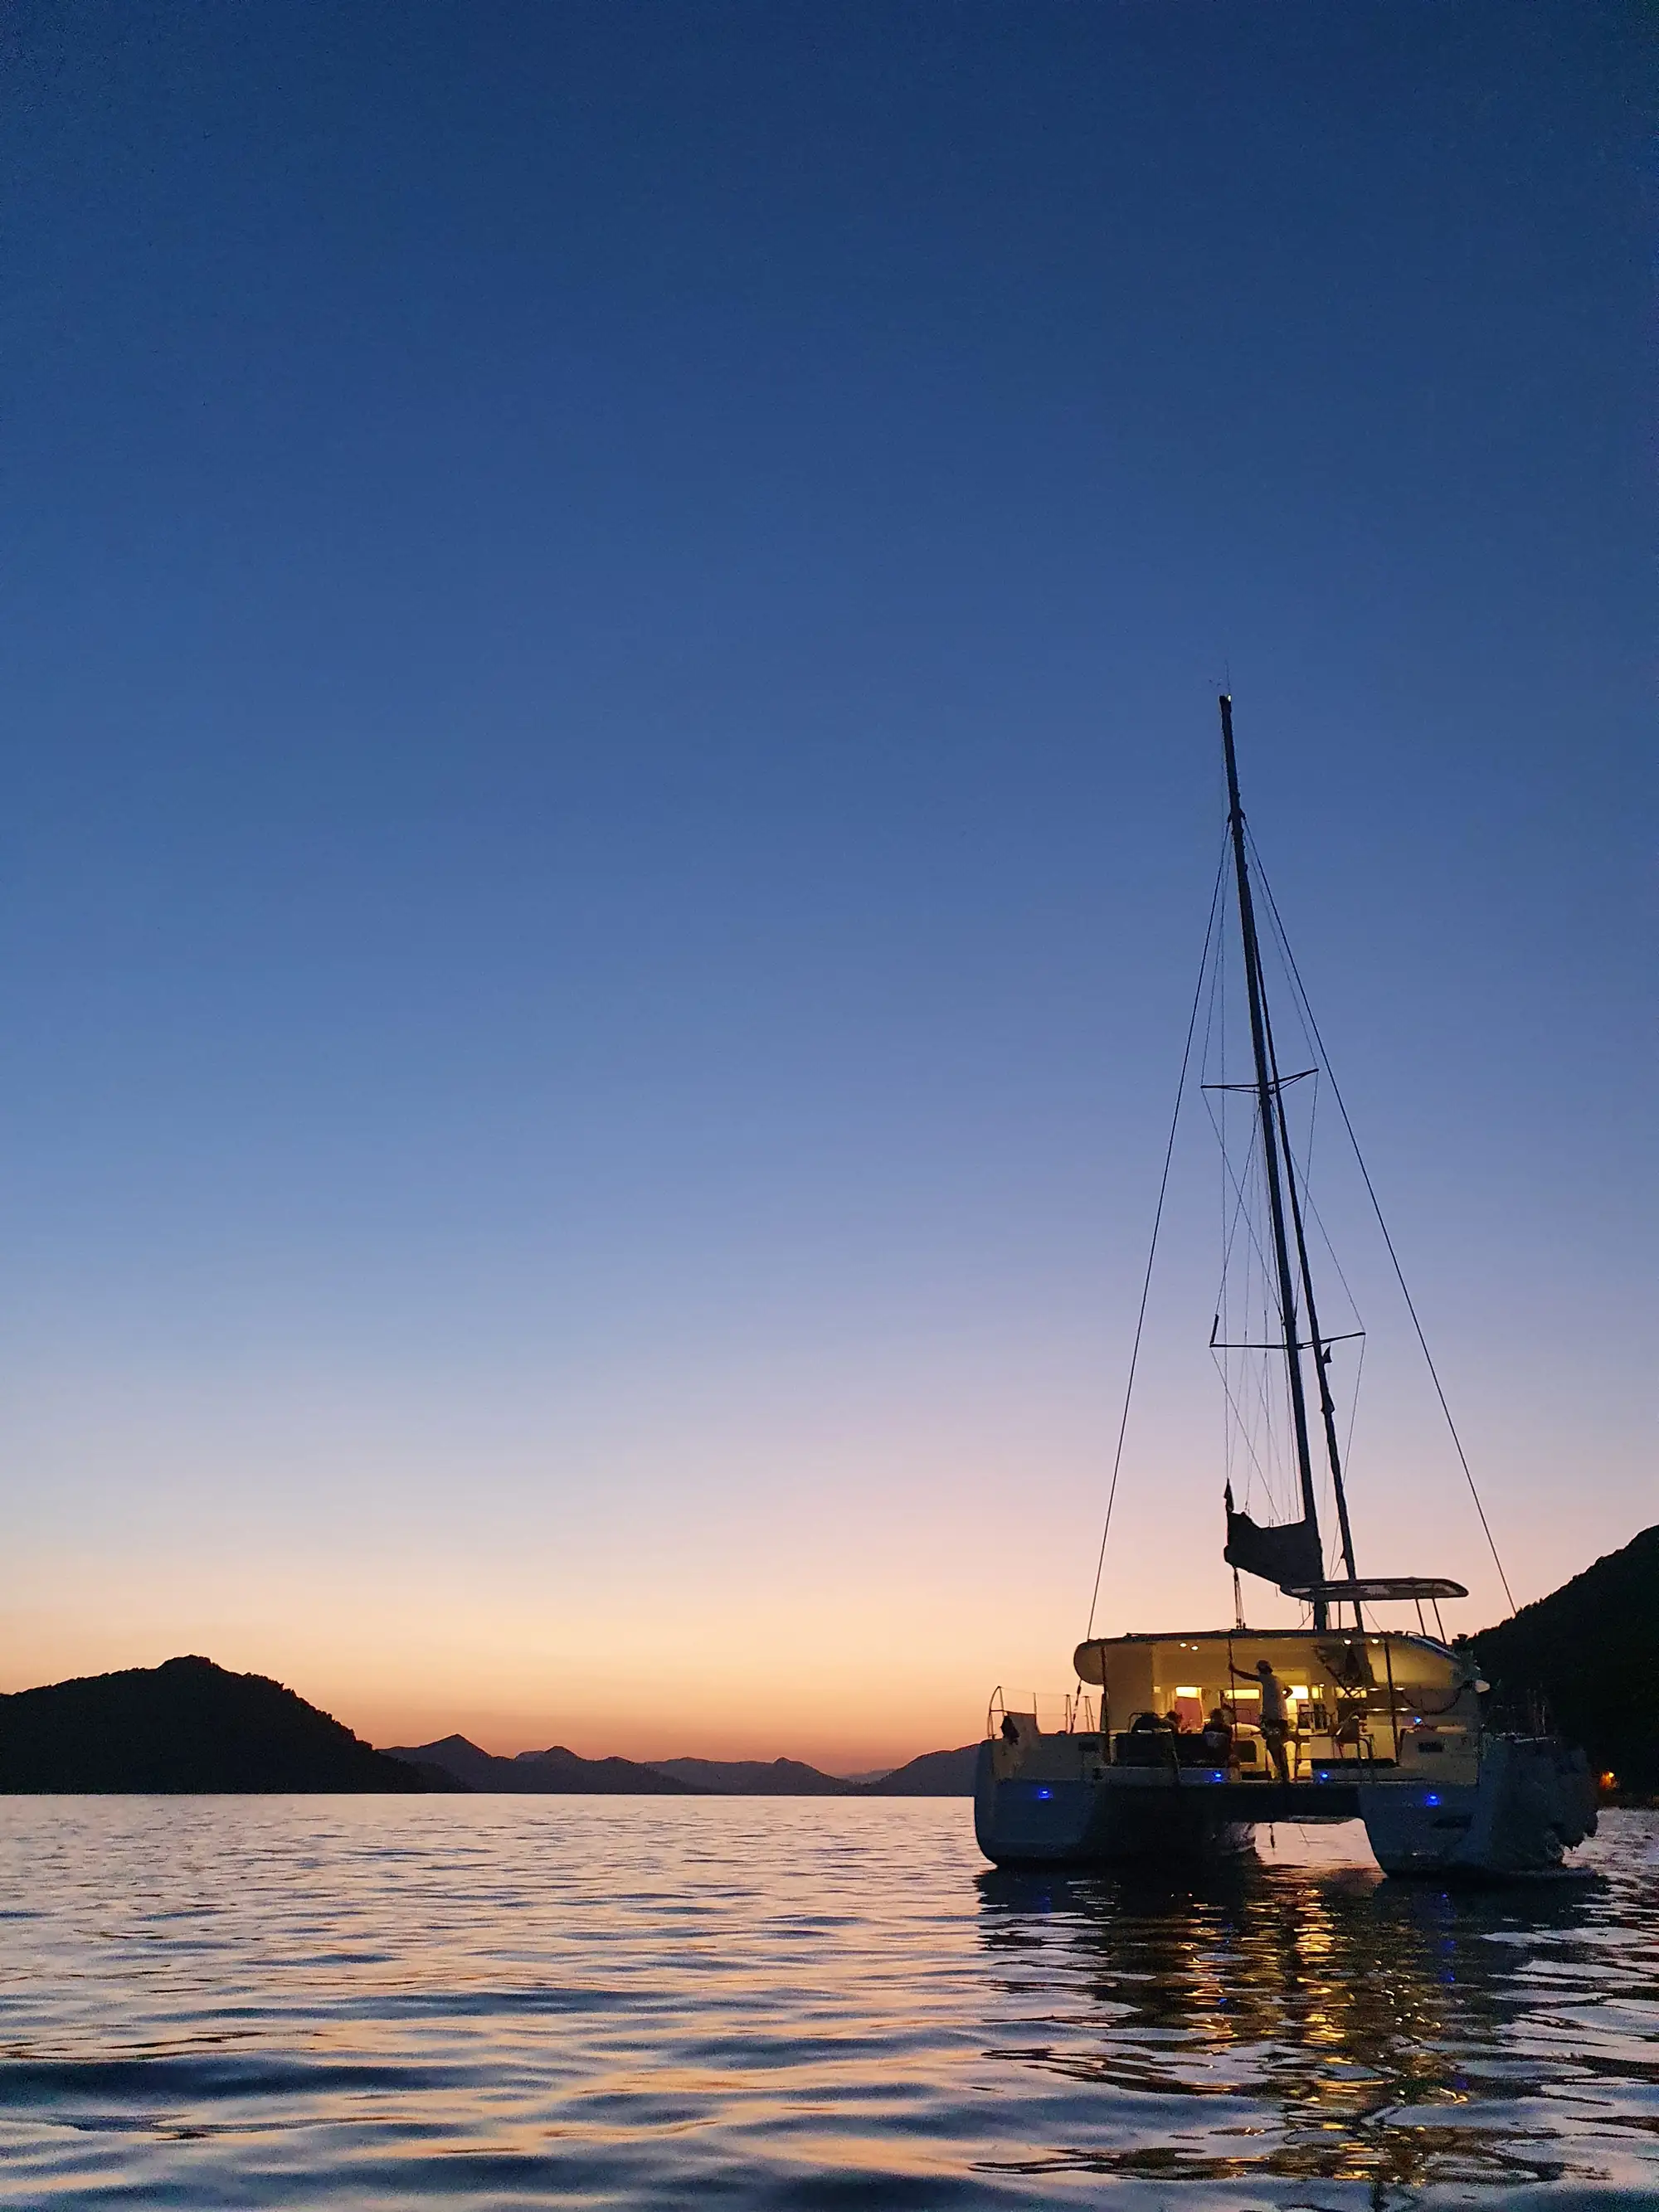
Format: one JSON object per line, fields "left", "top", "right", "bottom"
{"left": 1224, "top": 1482, "right": 1325, "bottom": 1592}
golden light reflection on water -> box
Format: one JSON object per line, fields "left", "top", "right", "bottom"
{"left": 975, "top": 1829, "right": 1659, "bottom": 2198}
{"left": 0, "top": 1798, "right": 1653, "bottom": 2208}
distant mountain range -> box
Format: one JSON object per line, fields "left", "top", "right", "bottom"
{"left": 380, "top": 1734, "right": 698, "bottom": 1794}
{"left": 646, "top": 1755, "right": 849, "bottom": 1795}
{"left": 0, "top": 1654, "right": 978, "bottom": 1796}
{"left": 382, "top": 1738, "right": 980, "bottom": 1796}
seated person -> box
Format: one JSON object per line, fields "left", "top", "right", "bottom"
{"left": 1200, "top": 1707, "right": 1234, "bottom": 1760}
{"left": 1129, "top": 1709, "right": 1174, "bottom": 1733}
{"left": 1165, "top": 1708, "right": 1188, "bottom": 1733}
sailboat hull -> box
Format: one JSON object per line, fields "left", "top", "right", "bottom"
{"left": 974, "top": 1737, "right": 1597, "bottom": 1875}
{"left": 974, "top": 1743, "right": 1257, "bottom": 1865}
{"left": 1359, "top": 1737, "right": 1598, "bottom": 1877}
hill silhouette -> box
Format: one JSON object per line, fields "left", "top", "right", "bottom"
{"left": 854, "top": 1745, "right": 978, "bottom": 1796}
{"left": 387, "top": 1737, "right": 980, "bottom": 1796}
{"left": 0, "top": 1656, "right": 439, "bottom": 1793}
{"left": 384, "top": 1735, "right": 698, "bottom": 1793}
{"left": 1469, "top": 1524, "right": 1657, "bottom": 1793}
{"left": 646, "top": 1756, "right": 848, "bottom": 1795}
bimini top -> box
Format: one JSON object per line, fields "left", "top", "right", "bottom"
{"left": 1280, "top": 1577, "right": 1468, "bottom": 1603}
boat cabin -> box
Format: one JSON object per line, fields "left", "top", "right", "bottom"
{"left": 1069, "top": 1628, "right": 1481, "bottom": 1786}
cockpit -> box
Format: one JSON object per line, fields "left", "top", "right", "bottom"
{"left": 1072, "top": 1628, "right": 1481, "bottom": 1785}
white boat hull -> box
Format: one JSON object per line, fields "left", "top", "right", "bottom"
{"left": 975, "top": 1735, "right": 1597, "bottom": 1877}
{"left": 974, "top": 1750, "right": 1257, "bottom": 1864}
{"left": 1359, "top": 1735, "right": 1598, "bottom": 1876}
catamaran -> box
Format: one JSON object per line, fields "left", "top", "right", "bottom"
{"left": 975, "top": 697, "right": 1597, "bottom": 1877}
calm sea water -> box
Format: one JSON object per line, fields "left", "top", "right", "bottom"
{"left": 0, "top": 1798, "right": 1653, "bottom": 2209}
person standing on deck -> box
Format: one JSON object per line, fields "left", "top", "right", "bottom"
{"left": 1233, "top": 1657, "right": 1292, "bottom": 1782}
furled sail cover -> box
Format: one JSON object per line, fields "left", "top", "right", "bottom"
{"left": 1223, "top": 1481, "right": 1323, "bottom": 1592}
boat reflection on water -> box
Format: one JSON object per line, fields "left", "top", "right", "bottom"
{"left": 974, "top": 1821, "right": 1653, "bottom": 2202}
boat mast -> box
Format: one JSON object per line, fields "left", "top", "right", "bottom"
{"left": 1219, "top": 694, "right": 1327, "bottom": 1631}
{"left": 1272, "top": 1074, "right": 1365, "bottom": 1619}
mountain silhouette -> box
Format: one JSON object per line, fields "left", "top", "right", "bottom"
{"left": 646, "top": 1756, "right": 849, "bottom": 1794}
{"left": 0, "top": 1656, "right": 440, "bottom": 1793}
{"left": 384, "top": 1734, "right": 699, "bottom": 1793}
{"left": 1469, "top": 1524, "right": 1657, "bottom": 1793}
{"left": 386, "top": 1738, "right": 980, "bottom": 1796}
{"left": 854, "top": 1745, "right": 978, "bottom": 1796}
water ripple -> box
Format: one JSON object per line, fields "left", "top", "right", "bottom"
{"left": 0, "top": 1798, "right": 1653, "bottom": 2205}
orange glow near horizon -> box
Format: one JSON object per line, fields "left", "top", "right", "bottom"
{"left": 7, "top": 1266, "right": 1643, "bottom": 1773}
{"left": 10, "top": 1432, "right": 1624, "bottom": 1769}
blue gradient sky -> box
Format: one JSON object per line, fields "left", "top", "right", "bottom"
{"left": 2, "top": 3, "right": 1649, "bottom": 1762}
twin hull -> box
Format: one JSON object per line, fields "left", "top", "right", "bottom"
{"left": 975, "top": 1732, "right": 1598, "bottom": 1877}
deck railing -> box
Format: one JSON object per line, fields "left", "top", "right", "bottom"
{"left": 985, "top": 1687, "right": 1097, "bottom": 1738}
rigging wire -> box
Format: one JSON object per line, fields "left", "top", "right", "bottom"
{"left": 1203, "top": 1061, "right": 1301, "bottom": 1521}
{"left": 1208, "top": 1348, "right": 1275, "bottom": 1493}
{"left": 1342, "top": 1332, "right": 1366, "bottom": 1475}
{"left": 1202, "top": 1087, "right": 1280, "bottom": 1298}
{"left": 1085, "top": 840, "right": 1228, "bottom": 1639}
{"left": 1248, "top": 834, "right": 1519, "bottom": 1617}
{"left": 1297, "top": 1168, "right": 1366, "bottom": 1335}
{"left": 1281, "top": 1068, "right": 1356, "bottom": 1566}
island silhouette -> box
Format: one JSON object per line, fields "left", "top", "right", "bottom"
{"left": 0, "top": 1655, "right": 978, "bottom": 1796}
{"left": 0, "top": 1655, "right": 431, "bottom": 1793}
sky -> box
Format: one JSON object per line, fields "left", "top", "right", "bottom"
{"left": 2, "top": 2, "right": 1650, "bottom": 1767}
